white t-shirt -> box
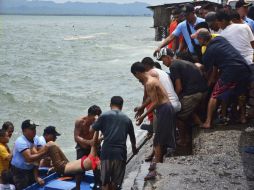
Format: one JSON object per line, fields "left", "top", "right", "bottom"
{"left": 152, "top": 68, "right": 181, "bottom": 112}
{"left": 34, "top": 136, "right": 46, "bottom": 146}
{"left": 221, "top": 23, "right": 254, "bottom": 65}
{"left": 0, "top": 184, "right": 16, "bottom": 190}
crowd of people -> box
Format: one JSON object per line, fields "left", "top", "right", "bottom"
{"left": 1, "top": 0, "right": 254, "bottom": 189}
{"left": 131, "top": 0, "right": 254, "bottom": 181}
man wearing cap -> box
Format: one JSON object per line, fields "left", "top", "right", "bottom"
{"left": 193, "top": 29, "right": 251, "bottom": 128}
{"left": 236, "top": 0, "right": 254, "bottom": 32}
{"left": 154, "top": 3, "right": 205, "bottom": 62}
{"left": 157, "top": 47, "right": 207, "bottom": 146}
{"left": 35, "top": 126, "right": 61, "bottom": 167}
{"left": 11, "top": 120, "right": 48, "bottom": 190}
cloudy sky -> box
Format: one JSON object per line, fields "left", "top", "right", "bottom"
{"left": 39, "top": 0, "right": 220, "bottom": 5}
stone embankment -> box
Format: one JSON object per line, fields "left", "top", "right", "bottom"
{"left": 123, "top": 124, "right": 254, "bottom": 190}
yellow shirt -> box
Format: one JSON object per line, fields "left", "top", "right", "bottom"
{"left": 0, "top": 143, "right": 11, "bottom": 175}
{"left": 201, "top": 34, "right": 219, "bottom": 54}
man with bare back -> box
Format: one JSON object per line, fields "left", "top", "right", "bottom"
{"left": 74, "top": 105, "right": 102, "bottom": 190}
{"left": 131, "top": 62, "right": 176, "bottom": 180}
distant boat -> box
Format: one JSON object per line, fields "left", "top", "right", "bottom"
{"left": 24, "top": 167, "right": 96, "bottom": 190}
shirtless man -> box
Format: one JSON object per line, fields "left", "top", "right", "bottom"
{"left": 74, "top": 105, "right": 102, "bottom": 190}
{"left": 136, "top": 57, "right": 180, "bottom": 162}
{"left": 131, "top": 62, "right": 176, "bottom": 180}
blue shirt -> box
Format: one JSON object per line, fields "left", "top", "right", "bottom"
{"left": 203, "top": 36, "right": 250, "bottom": 83}
{"left": 172, "top": 17, "right": 205, "bottom": 53}
{"left": 11, "top": 135, "right": 40, "bottom": 170}
{"left": 244, "top": 17, "right": 254, "bottom": 32}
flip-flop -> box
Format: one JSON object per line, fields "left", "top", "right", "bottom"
{"left": 144, "top": 171, "right": 156, "bottom": 181}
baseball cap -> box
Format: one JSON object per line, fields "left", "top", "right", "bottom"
{"left": 181, "top": 3, "right": 195, "bottom": 14}
{"left": 21, "top": 119, "right": 38, "bottom": 130}
{"left": 43, "top": 126, "right": 61, "bottom": 136}
{"left": 156, "top": 48, "right": 174, "bottom": 60}
{"left": 235, "top": 0, "right": 252, "bottom": 8}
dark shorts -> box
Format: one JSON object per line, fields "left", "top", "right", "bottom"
{"left": 154, "top": 102, "right": 176, "bottom": 149}
{"left": 211, "top": 79, "right": 237, "bottom": 100}
{"left": 11, "top": 165, "right": 35, "bottom": 190}
{"left": 76, "top": 147, "right": 91, "bottom": 160}
{"left": 212, "top": 76, "right": 250, "bottom": 100}
{"left": 177, "top": 92, "right": 203, "bottom": 120}
{"left": 249, "top": 64, "right": 254, "bottom": 83}
{"left": 100, "top": 160, "right": 126, "bottom": 188}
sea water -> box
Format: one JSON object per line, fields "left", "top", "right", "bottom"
{"left": 0, "top": 15, "right": 159, "bottom": 159}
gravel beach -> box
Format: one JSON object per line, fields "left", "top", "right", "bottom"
{"left": 123, "top": 123, "right": 254, "bottom": 190}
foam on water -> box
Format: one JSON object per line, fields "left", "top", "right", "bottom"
{"left": 0, "top": 15, "right": 157, "bottom": 160}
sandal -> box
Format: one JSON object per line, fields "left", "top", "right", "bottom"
{"left": 144, "top": 171, "right": 156, "bottom": 181}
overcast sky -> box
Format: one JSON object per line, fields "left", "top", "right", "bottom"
{"left": 39, "top": 0, "right": 220, "bottom": 5}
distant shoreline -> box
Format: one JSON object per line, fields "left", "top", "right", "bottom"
{"left": 0, "top": 13, "right": 152, "bottom": 17}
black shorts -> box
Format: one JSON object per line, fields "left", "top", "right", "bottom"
{"left": 76, "top": 147, "right": 91, "bottom": 160}
{"left": 100, "top": 160, "right": 126, "bottom": 188}
{"left": 11, "top": 165, "right": 35, "bottom": 190}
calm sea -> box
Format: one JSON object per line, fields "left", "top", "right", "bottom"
{"left": 0, "top": 15, "right": 158, "bottom": 159}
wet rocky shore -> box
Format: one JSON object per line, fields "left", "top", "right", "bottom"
{"left": 123, "top": 123, "right": 254, "bottom": 190}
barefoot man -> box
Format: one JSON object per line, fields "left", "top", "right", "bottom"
{"left": 131, "top": 62, "right": 176, "bottom": 180}
{"left": 74, "top": 105, "right": 102, "bottom": 190}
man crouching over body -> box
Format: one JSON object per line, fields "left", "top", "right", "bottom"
{"left": 131, "top": 62, "right": 176, "bottom": 180}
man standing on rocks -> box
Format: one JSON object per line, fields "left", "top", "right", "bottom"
{"left": 157, "top": 47, "right": 207, "bottom": 147}
{"left": 131, "top": 62, "right": 176, "bottom": 180}
{"left": 193, "top": 29, "right": 251, "bottom": 129}
{"left": 91, "top": 96, "right": 137, "bottom": 190}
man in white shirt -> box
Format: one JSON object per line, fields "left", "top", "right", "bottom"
{"left": 216, "top": 11, "right": 254, "bottom": 65}
{"left": 216, "top": 11, "right": 254, "bottom": 119}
